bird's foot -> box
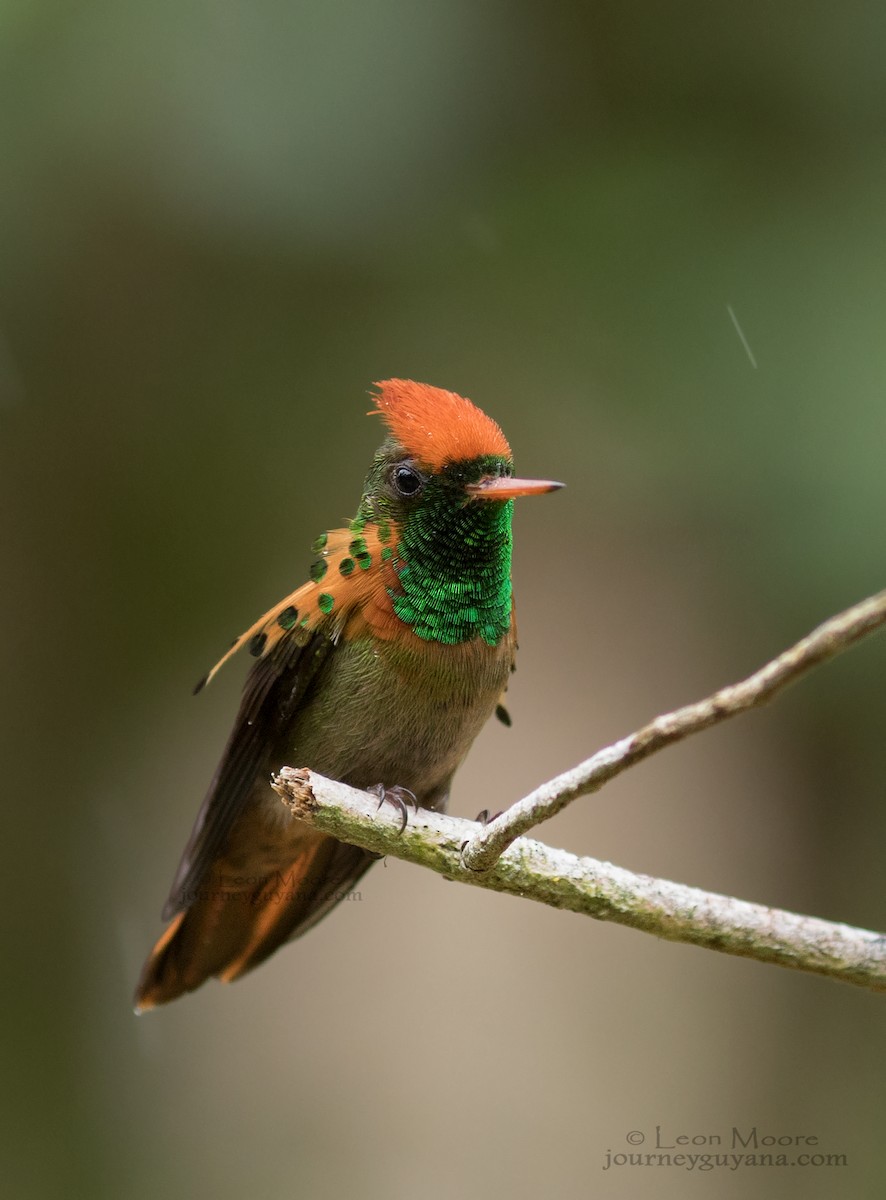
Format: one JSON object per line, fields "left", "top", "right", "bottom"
{"left": 368, "top": 784, "right": 418, "bottom": 836}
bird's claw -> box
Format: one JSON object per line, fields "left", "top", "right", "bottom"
{"left": 368, "top": 783, "right": 418, "bottom": 835}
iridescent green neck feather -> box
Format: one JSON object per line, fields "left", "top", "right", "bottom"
{"left": 356, "top": 448, "right": 515, "bottom": 647}
{"left": 393, "top": 488, "right": 513, "bottom": 646}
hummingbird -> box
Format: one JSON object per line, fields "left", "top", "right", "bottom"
{"left": 135, "top": 379, "right": 563, "bottom": 1009}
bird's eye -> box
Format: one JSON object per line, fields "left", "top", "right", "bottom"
{"left": 392, "top": 464, "right": 424, "bottom": 497}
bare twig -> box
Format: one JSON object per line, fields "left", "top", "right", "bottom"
{"left": 460, "top": 588, "right": 886, "bottom": 872}
{"left": 272, "top": 767, "right": 886, "bottom": 992}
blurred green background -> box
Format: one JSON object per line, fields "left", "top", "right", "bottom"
{"left": 2, "top": 2, "right": 885, "bottom": 1197}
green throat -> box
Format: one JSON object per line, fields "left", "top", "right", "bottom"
{"left": 390, "top": 491, "right": 514, "bottom": 646}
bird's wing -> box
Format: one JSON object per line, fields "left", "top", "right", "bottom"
{"left": 161, "top": 520, "right": 375, "bottom": 921}
{"left": 162, "top": 592, "right": 336, "bottom": 921}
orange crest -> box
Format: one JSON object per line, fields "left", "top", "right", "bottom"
{"left": 371, "top": 379, "right": 512, "bottom": 471}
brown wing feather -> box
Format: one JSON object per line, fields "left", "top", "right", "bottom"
{"left": 135, "top": 624, "right": 345, "bottom": 1010}
{"left": 162, "top": 627, "right": 331, "bottom": 920}
{"left": 159, "top": 530, "right": 378, "bottom": 922}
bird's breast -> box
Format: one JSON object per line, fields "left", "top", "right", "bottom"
{"left": 276, "top": 631, "right": 513, "bottom": 810}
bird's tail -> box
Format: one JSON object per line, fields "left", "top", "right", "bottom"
{"left": 134, "top": 837, "right": 375, "bottom": 1010}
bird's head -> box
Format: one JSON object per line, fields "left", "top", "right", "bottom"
{"left": 341, "top": 379, "right": 563, "bottom": 646}
{"left": 364, "top": 378, "right": 563, "bottom": 524}
{"left": 196, "top": 380, "right": 564, "bottom": 686}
